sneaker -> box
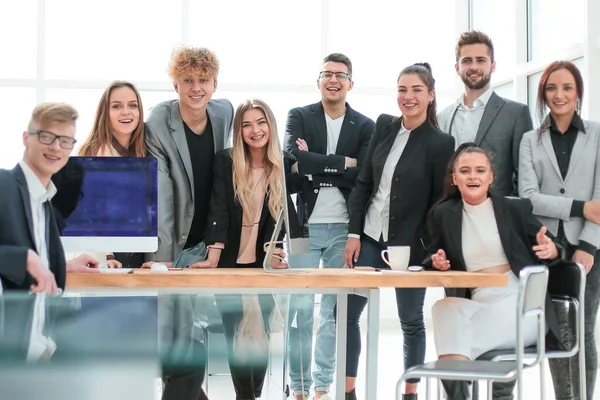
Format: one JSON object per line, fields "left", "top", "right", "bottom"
{"left": 318, "top": 394, "right": 333, "bottom": 400}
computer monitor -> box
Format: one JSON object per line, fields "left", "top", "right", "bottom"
{"left": 263, "top": 154, "right": 309, "bottom": 272}
{"left": 53, "top": 156, "right": 158, "bottom": 253}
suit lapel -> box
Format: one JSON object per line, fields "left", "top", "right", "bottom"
{"left": 447, "top": 200, "right": 467, "bottom": 270}
{"left": 335, "top": 105, "right": 358, "bottom": 154}
{"left": 475, "top": 93, "right": 504, "bottom": 145}
{"left": 311, "top": 103, "right": 328, "bottom": 154}
{"left": 13, "top": 167, "right": 36, "bottom": 246}
{"left": 540, "top": 129, "right": 564, "bottom": 182}
{"left": 207, "top": 102, "right": 226, "bottom": 152}
{"left": 170, "top": 101, "right": 195, "bottom": 200}
{"left": 565, "top": 126, "right": 591, "bottom": 183}
{"left": 491, "top": 196, "right": 513, "bottom": 260}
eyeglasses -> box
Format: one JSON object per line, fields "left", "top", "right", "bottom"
{"left": 28, "top": 130, "right": 77, "bottom": 149}
{"left": 319, "top": 71, "right": 350, "bottom": 82}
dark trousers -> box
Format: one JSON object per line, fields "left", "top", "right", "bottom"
{"left": 160, "top": 295, "right": 208, "bottom": 400}
{"left": 335, "top": 237, "right": 426, "bottom": 383}
{"left": 549, "top": 246, "right": 600, "bottom": 400}
{"left": 215, "top": 294, "right": 274, "bottom": 400}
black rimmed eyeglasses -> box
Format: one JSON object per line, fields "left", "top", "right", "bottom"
{"left": 27, "top": 130, "right": 77, "bottom": 149}
{"left": 319, "top": 71, "right": 350, "bottom": 82}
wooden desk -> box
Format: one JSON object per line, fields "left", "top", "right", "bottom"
{"left": 66, "top": 268, "right": 508, "bottom": 400}
{"left": 66, "top": 268, "right": 508, "bottom": 289}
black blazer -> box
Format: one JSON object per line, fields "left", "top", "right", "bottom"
{"left": 349, "top": 114, "right": 455, "bottom": 265}
{"left": 423, "top": 195, "right": 563, "bottom": 341}
{"left": 0, "top": 165, "right": 66, "bottom": 291}
{"left": 284, "top": 102, "right": 375, "bottom": 224}
{"left": 204, "top": 149, "right": 302, "bottom": 268}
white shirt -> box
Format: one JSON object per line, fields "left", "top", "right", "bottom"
{"left": 362, "top": 123, "right": 410, "bottom": 242}
{"left": 18, "top": 160, "right": 58, "bottom": 362}
{"left": 450, "top": 88, "right": 494, "bottom": 147}
{"left": 461, "top": 197, "right": 509, "bottom": 272}
{"left": 309, "top": 113, "right": 349, "bottom": 224}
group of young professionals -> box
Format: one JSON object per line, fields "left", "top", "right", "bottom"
{"left": 0, "top": 28, "right": 599, "bottom": 400}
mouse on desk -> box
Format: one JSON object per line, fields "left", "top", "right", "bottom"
{"left": 151, "top": 263, "right": 169, "bottom": 273}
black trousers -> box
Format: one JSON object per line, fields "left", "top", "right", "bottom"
{"left": 215, "top": 293, "right": 274, "bottom": 400}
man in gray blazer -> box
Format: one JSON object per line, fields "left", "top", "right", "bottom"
{"left": 144, "top": 46, "right": 233, "bottom": 400}
{"left": 145, "top": 47, "right": 233, "bottom": 263}
{"left": 438, "top": 31, "right": 533, "bottom": 196}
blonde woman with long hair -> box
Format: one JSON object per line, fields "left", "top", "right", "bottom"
{"left": 192, "top": 99, "right": 301, "bottom": 400}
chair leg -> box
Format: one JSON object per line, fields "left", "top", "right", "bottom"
{"left": 539, "top": 359, "right": 546, "bottom": 400}
{"left": 204, "top": 328, "right": 209, "bottom": 394}
{"left": 437, "top": 379, "right": 444, "bottom": 400}
{"left": 487, "top": 380, "right": 494, "bottom": 400}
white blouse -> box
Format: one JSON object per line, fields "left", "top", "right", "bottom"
{"left": 461, "top": 198, "right": 509, "bottom": 272}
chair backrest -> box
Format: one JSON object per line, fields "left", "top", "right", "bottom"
{"left": 516, "top": 266, "right": 549, "bottom": 365}
{"left": 519, "top": 266, "right": 549, "bottom": 316}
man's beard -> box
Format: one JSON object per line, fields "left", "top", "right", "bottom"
{"left": 461, "top": 70, "right": 491, "bottom": 90}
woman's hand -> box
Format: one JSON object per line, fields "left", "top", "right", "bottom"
{"left": 431, "top": 249, "right": 451, "bottom": 270}
{"left": 344, "top": 237, "right": 361, "bottom": 268}
{"left": 107, "top": 259, "right": 122, "bottom": 269}
{"left": 189, "top": 248, "right": 221, "bottom": 268}
{"left": 573, "top": 250, "right": 594, "bottom": 274}
{"left": 532, "top": 226, "right": 559, "bottom": 260}
{"left": 270, "top": 248, "right": 289, "bottom": 269}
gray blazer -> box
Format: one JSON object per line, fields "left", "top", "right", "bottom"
{"left": 519, "top": 119, "right": 600, "bottom": 249}
{"left": 438, "top": 92, "right": 533, "bottom": 196}
{"left": 145, "top": 99, "right": 234, "bottom": 261}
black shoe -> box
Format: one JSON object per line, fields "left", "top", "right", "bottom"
{"left": 345, "top": 389, "right": 357, "bottom": 400}
{"left": 402, "top": 394, "right": 418, "bottom": 400}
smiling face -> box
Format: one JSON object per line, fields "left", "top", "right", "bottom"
{"left": 456, "top": 43, "right": 495, "bottom": 90}
{"left": 397, "top": 73, "right": 434, "bottom": 121}
{"left": 544, "top": 67, "right": 579, "bottom": 120}
{"left": 108, "top": 86, "right": 140, "bottom": 142}
{"left": 174, "top": 73, "right": 217, "bottom": 113}
{"left": 23, "top": 121, "right": 76, "bottom": 184}
{"left": 452, "top": 151, "right": 494, "bottom": 205}
{"left": 317, "top": 61, "right": 353, "bottom": 105}
{"left": 241, "top": 108, "right": 270, "bottom": 152}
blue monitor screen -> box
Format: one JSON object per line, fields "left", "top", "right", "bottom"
{"left": 52, "top": 156, "right": 158, "bottom": 237}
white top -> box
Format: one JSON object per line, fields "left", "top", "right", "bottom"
{"left": 18, "top": 160, "right": 58, "bottom": 362}
{"left": 309, "top": 113, "right": 349, "bottom": 224}
{"left": 363, "top": 123, "right": 410, "bottom": 242}
{"left": 461, "top": 197, "right": 509, "bottom": 272}
{"left": 450, "top": 88, "right": 494, "bottom": 147}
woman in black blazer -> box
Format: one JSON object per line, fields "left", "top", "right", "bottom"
{"left": 192, "top": 98, "right": 301, "bottom": 400}
{"left": 343, "top": 63, "right": 455, "bottom": 400}
{"left": 425, "top": 142, "right": 563, "bottom": 399}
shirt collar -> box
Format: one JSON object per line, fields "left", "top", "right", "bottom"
{"left": 458, "top": 87, "right": 494, "bottom": 109}
{"left": 549, "top": 113, "right": 586, "bottom": 134}
{"left": 18, "top": 160, "right": 57, "bottom": 202}
{"left": 398, "top": 121, "right": 410, "bottom": 135}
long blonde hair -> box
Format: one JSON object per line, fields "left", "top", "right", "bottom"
{"left": 232, "top": 99, "right": 283, "bottom": 221}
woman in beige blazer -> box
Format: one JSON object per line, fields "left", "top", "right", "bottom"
{"left": 519, "top": 60, "right": 600, "bottom": 400}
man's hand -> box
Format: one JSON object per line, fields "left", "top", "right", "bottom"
{"left": 107, "top": 259, "right": 122, "bottom": 269}
{"left": 345, "top": 157, "right": 357, "bottom": 168}
{"left": 27, "top": 250, "right": 58, "bottom": 294}
{"left": 532, "top": 226, "right": 559, "bottom": 260}
{"left": 67, "top": 253, "right": 101, "bottom": 274}
{"left": 270, "top": 248, "right": 289, "bottom": 269}
{"left": 296, "top": 138, "right": 309, "bottom": 151}
{"left": 190, "top": 247, "right": 221, "bottom": 268}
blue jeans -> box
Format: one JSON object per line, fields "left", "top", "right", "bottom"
{"left": 286, "top": 223, "right": 348, "bottom": 396}
{"left": 337, "top": 236, "right": 426, "bottom": 383}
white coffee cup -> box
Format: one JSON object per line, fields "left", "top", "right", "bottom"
{"left": 381, "top": 246, "right": 410, "bottom": 270}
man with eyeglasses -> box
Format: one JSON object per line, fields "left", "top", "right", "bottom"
{"left": 284, "top": 53, "right": 375, "bottom": 400}
{"left": 0, "top": 102, "right": 81, "bottom": 361}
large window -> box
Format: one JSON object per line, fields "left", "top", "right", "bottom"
{"left": 528, "top": 0, "right": 585, "bottom": 61}
{"left": 471, "top": 0, "right": 517, "bottom": 81}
